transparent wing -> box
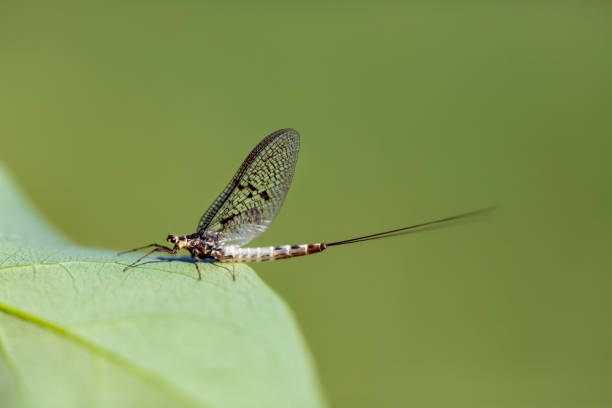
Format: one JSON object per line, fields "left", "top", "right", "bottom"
{"left": 197, "top": 129, "right": 300, "bottom": 246}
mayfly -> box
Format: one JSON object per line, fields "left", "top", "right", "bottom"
{"left": 119, "top": 129, "right": 492, "bottom": 280}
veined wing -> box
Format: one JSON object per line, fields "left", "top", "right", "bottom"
{"left": 197, "top": 129, "right": 300, "bottom": 246}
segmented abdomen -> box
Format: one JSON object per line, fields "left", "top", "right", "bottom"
{"left": 218, "top": 243, "right": 327, "bottom": 262}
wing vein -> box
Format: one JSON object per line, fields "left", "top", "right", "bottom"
{"left": 197, "top": 129, "right": 300, "bottom": 247}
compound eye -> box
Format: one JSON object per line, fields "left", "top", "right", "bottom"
{"left": 167, "top": 235, "right": 175, "bottom": 243}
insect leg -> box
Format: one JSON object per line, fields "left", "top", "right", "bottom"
{"left": 193, "top": 255, "right": 203, "bottom": 280}
{"left": 122, "top": 245, "right": 175, "bottom": 272}
{"left": 209, "top": 262, "right": 234, "bottom": 280}
{"left": 118, "top": 243, "right": 169, "bottom": 256}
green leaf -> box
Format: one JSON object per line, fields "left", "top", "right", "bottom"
{"left": 0, "top": 165, "right": 326, "bottom": 408}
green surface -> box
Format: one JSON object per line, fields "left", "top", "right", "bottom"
{"left": 0, "top": 168, "right": 324, "bottom": 407}
{"left": 1, "top": 2, "right": 611, "bottom": 407}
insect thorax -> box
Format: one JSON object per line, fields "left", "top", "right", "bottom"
{"left": 186, "top": 233, "right": 222, "bottom": 259}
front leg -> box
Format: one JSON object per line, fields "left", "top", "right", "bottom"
{"left": 118, "top": 243, "right": 170, "bottom": 256}
{"left": 122, "top": 244, "right": 177, "bottom": 272}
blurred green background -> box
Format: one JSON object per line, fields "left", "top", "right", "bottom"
{"left": 1, "top": 1, "right": 611, "bottom": 407}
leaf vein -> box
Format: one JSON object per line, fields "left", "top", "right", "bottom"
{"left": 0, "top": 249, "right": 21, "bottom": 267}
{"left": 0, "top": 261, "right": 230, "bottom": 291}
{"left": 0, "top": 324, "right": 27, "bottom": 408}
{"left": 0, "top": 301, "right": 208, "bottom": 408}
{"left": 58, "top": 263, "right": 79, "bottom": 295}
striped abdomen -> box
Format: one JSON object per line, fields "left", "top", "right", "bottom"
{"left": 218, "top": 243, "right": 327, "bottom": 263}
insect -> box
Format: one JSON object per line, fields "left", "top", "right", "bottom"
{"left": 119, "top": 129, "right": 492, "bottom": 280}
